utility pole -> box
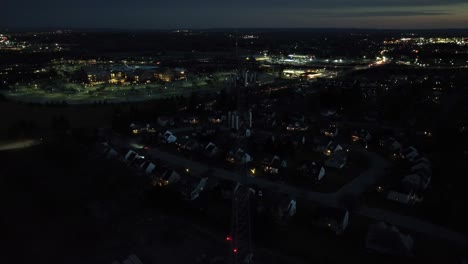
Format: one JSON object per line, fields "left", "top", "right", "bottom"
{"left": 228, "top": 28, "right": 254, "bottom": 264}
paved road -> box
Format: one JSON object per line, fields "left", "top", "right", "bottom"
{"left": 0, "top": 139, "right": 41, "bottom": 151}
{"left": 356, "top": 206, "right": 467, "bottom": 248}
{"left": 148, "top": 148, "right": 387, "bottom": 207}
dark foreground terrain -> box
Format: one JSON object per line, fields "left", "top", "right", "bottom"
{"left": 0, "top": 138, "right": 464, "bottom": 264}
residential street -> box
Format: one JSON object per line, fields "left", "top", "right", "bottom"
{"left": 107, "top": 130, "right": 467, "bottom": 248}
{"left": 145, "top": 148, "right": 467, "bottom": 248}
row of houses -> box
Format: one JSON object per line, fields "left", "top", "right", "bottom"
{"left": 117, "top": 128, "right": 416, "bottom": 258}
{"left": 378, "top": 140, "right": 433, "bottom": 205}
{"left": 162, "top": 127, "right": 352, "bottom": 186}
{"left": 98, "top": 142, "right": 208, "bottom": 201}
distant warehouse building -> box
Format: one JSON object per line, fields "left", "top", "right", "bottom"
{"left": 82, "top": 65, "right": 186, "bottom": 85}
{"left": 132, "top": 67, "right": 186, "bottom": 83}
{"left": 282, "top": 68, "right": 323, "bottom": 79}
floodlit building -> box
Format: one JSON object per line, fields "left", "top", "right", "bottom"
{"left": 82, "top": 66, "right": 110, "bottom": 85}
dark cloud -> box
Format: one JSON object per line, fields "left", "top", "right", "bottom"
{"left": 338, "top": 11, "right": 453, "bottom": 17}
{"left": 3, "top": 0, "right": 468, "bottom": 9}
{"left": 1, "top": 0, "right": 467, "bottom": 28}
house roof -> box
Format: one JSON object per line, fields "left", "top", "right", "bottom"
{"left": 366, "top": 222, "right": 413, "bottom": 256}
{"left": 325, "top": 150, "right": 347, "bottom": 168}
{"left": 412, "top": 157, "right": 431, "bottom": 166}
{"left": 299, "top": 160, "right": 324, "bottom": 177}
{"left": 205, "top": 142, "right": 217, "bottom": 152}
{"left": 270, "top": 156, "right": 281, "bottom": 168}
{"left": 381, "top": 137, "right": 400, "bottom": 146}
{"left": 401, "top": 146, "right": 418, "bottom": 156}
{"left": 413, "top": 167, "right": 432, "bottom": 180}
{"left": 170, "top": 175, "right": 204, "bottom": 196}
{"left": 330, "top": 150, "right": 347, "bottom": 160}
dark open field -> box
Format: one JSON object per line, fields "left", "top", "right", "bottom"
{"left": 0, "top": 101, "right": 115, "bottom": 136}
{"left": 0, "top": 141, "right": 231, "bottom": 264}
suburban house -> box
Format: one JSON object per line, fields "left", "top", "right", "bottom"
{"left": 364, "top": 111, "right": 378, "bottom": 122}
{"left": 130, "top": 122, "right": 157, "bottom": 134}
{"left": 286, "top": 122, "right": 309, "bottom": 131}
{"left": 176, "top": 137, "right": 200, "bottom": 151}
{"left": 379, "top": 137, "right": 402, "bottom": 154}
{"left": 82, "top": 66, "right": 110, "bottom": 85}
{"left": 140, "top": 161, "right": 156, "bottom": 175}
{"left": 412, "top": 156, "right": 431, "bottom": 167}
{"left": 386, "top": 189, "right": 421, "bottom": 205}
{"left": 298, "top": 161, "right": 326, "bottom": 181}
{"left": 402, "top": 173, "right": 431, "bottom": 192}
{"left": 182, "top": 116, "right": 200, "bottom": 125}
{"left": 365, "top": 222, "right": 414, "bottom": 256}
{"left": 152, "top": 168, "right": 181, "bottom": 187}
{"left": 123, "top": 150, "right": 142, "bottom": 163}
{"left": 226, "top": 148, "right": 253, "bottom": 164}
{"left": 129, "top": 122, "right": 146, "bottom": 134}
{"left": 321, "top": 109, "right": 337, "bottom": 117}
{"left": 245, "top": 128, "right": 252, "bottom": 138}
{"left": 313, "top": 135, "right": 331, "bottom": 153}
{"left": 314, "top": 207, "right": 350, "bottom": 235}
{"left": 131, "top": 156, "right": 147, "bottom": 168}
{"left": 259, "top": 191, "right": 297, "bottom": 224}
{"left": 171, "top": 175, "right": 208, "bottom": 201}
{"left": 157, "top": 116, "right": 175, "bottom": 127}
{"left": 351, "top": 129, "right": 372, "bottom": 146}
{"left": 325, "top": 150, "right": 347, "bottom": 169}
{"left": 162, "top": 131, "right": 177, "bottom": 144}
{"left": 104, "top": 147, "right": 119, "bottom": 159}
{"left": 263, "top": 155, "right": 287, "bottom": 174}
{"left": 259, "top": 111, "right": 278, "bottom": 129}
{"left": 321, "top": 123, "right": 339, "bottom": 138}
{"left": 400, "top": 146, "right": 419, "bottom": 161}
{"left": 208, "top": 115, "right": 225, "bottom": 124}
{"left": 290, "top": 135, "right": 307, "bottom": 149}
{"left": 402, "top": 162, "right": 432, "bottom": 192}
{"left": 204, "top": 142, "right": 219, "bottom": 157}
{"left": 324, "top": 141, "right": 344, "bottom": 156}
{"left": 100, "top": 143, "right": 119, "bottom": 159}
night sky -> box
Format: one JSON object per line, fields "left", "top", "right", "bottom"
{"left": 3, "top": 0, "right": 468, "bottom": 29}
